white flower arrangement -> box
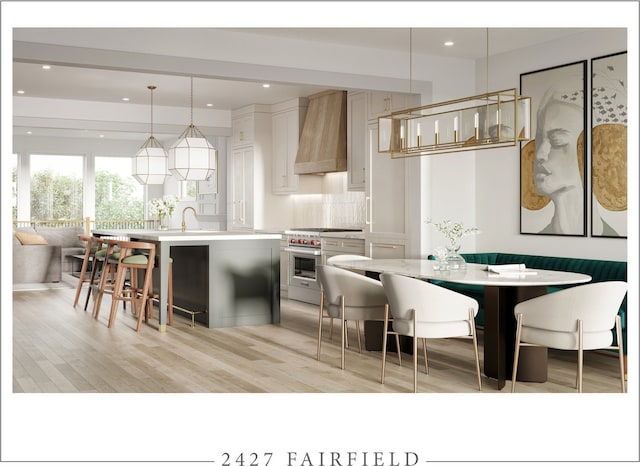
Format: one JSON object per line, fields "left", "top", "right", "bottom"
{"left": 427, "top": 218, "right": 480, "bottom": 250}
{"left": 149, "top": 195, "right": 179, "bottom": 218}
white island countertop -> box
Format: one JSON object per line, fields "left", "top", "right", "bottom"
{"left": 92, "top": 229, "right": 282, "bottom": 242}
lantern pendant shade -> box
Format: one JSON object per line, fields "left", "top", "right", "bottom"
{"left": 133, "top": 85, "right": 170, "bottom": 185}
{"left": 168, "top": 124, "right": 217, "bottom": 181}
{"left": 132, "top": 136, "right": 170, "bottom": 185}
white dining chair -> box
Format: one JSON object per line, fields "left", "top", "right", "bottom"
{"left": 380, "top": 272, "right": 482, "bottom": 393}
{"left": 325, "top": 255, "right": 371, "bottom": 339}
{"left": 511, "top": 281, "right": 627, "bottom": 393}
{"left": 316, "top": 264, "right": 398, "bottom": 370}
{"left": 326, "top": 254, "right": 371, "bottom": 265}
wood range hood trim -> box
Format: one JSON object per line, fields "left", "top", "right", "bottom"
{"left": 294, "top": 89, "right": 347, "bottom": 175}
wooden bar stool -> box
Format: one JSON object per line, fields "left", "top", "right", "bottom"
{"left": 105, "top": 240, "right": 174, "bottom": 331}
{"left": 73, "top": 234, "right": 95, "bottom": 308}
{"left": 125, "top": 251, "right": 174, "bottom": 327}
{"left": 80, "top": 236, "right": 113, "bottom": 312}
{"left": 91, "top": 238, "right": 123, "bottom": 320}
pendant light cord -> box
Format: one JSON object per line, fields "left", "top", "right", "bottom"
{"left": 190, "top": 76, "right": 194, "bottom": 127}
{"left": 485, "top": 28, "right": 489, "bottom": 95}
{"left": 147, "top": 85, "right": 157, "bottom": 138}
{"left": 409, "top": 28, "right": 413, "bottom": 97}
{"left": 150, "top": 87, "right": 154, "bottom": 137}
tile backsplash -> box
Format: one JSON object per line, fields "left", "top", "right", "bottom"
{"left": 292, "top": 191, "right": 365, "bottom": 228}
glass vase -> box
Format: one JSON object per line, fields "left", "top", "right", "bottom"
{"left": 158, "top": 215, "right": 168, "bottom": 230}
{"left": 446, "top": 245, "right": 466, "bottom": 270}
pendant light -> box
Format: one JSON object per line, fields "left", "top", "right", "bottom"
{"left": 168, "top": 77, "right": 217, "bottom": 181}
{"left": 379, "top": 28, "right": 531, "bottom": 157}
{"left": 132, "top": 85, "right": 170, "bottom": 185}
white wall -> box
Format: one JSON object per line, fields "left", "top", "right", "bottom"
{"left": 471, "top": 29, "right": 629, "bottom": 261}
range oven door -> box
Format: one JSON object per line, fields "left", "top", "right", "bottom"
{"left": 285, "top": 246, "right": 322, "bottom": 304}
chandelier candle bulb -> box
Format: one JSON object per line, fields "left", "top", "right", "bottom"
{"left": 434, "top": 120, "right": 439, "bottom": 144}
{"left": 453, "top": 116, "right": 459, "bottom": 142}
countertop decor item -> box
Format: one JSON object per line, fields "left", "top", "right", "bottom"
{"left": 427, "top": 218, "right": 479, "bottom": 270}
{"left": 149, "top": 195, "right": 178, "bottom": 230}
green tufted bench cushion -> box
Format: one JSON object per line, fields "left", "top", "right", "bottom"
{"left": 430, "top": 252, "right": 628, "bottom": 353}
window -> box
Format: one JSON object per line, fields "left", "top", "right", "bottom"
{"left": 11, "top": 154, "right": 17, "bottom": 219}
{"left": 95, "top": 156, "right": 144, "bottom": 220}
{"left": 30, "top": 154, "right": 83, "bottom": 220}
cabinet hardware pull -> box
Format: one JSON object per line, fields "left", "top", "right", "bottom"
{"left": 365, "top": 196, "right": 371, "bottom": 225}
{"left": 374, "top": 244, "right": 397, "bottom": 249}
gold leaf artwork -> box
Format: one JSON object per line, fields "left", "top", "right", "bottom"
{"left": 592, "top": 124, "right": 627, "bottom": 211}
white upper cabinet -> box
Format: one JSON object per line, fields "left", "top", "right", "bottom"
{"left": 231, "top": 114, "right": 254, "bottom": 148}
{"left": 229, "top": 105, "right": 271, "bottom": 230}
{"left": 347, "top": 91, "right": 366, "bottom": 191}
{"left": 365, "top": 121, "right": 407, "bottom": 237}
{"left": 367, "top": 91, "right": 415, "bottom": 121}
{"left": 271, "top": 98, "right": 308, "bottom": 194}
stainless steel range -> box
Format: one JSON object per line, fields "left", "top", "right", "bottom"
{"left": 284, "top": 228, "right": 362, "bottom": 305}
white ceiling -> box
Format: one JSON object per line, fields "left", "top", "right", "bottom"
{"left": 13, "top": 28, "right": 591, "bottom": 109}
{"left": 12, "top": 27, "right": 592, "bottom": 140}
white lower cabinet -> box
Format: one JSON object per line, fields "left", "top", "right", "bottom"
{"left": 321, "top": 237, "right": 365, "bottom": 264}
{"left": 367, "top": 239, "right": 406, "bottom": 259}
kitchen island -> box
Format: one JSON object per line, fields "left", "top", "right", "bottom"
{"left": 92, "top": 229, "right": 281, "bottom": 331}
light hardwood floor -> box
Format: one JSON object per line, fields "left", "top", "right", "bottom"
{"left": 12, "top": 282, "right": 624, "bottom": 393}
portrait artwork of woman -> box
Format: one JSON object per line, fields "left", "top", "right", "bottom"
{"left": 520, "top": 61, "right": 587, "bottom": 236}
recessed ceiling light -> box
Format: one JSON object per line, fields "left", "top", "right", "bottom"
{"left": 262, "top": 84, "right": 271, "bottom": 88}
{"left": 122, "top": 97, "right": 130, "bottom": 101}
{"left": 17, "top": 90, "right": 25, "bottom": 94}
{"left": 26, "top": 131, "right": 32, "bottom": 135}
{"left": 444, "top": 41, "right": 454, "bottom": 47}
{"left": 99, "top": 134, "right": 105, "bottom": 138}
{"left": 42, "top": 65, "right": 51, "bottom": 70}
{"left": 206, "top": 103, "right": 213, "bottom": 107}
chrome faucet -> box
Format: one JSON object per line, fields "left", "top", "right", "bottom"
{"left": 181, "top": 206, "right": 198, "bottom": 232}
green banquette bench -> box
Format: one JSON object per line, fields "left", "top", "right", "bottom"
{"left": 430, "top": 252, "right": 628, "bottom": 358}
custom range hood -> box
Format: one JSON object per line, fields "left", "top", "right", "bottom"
{"left": 294, "top": 90, "right": 347, "bottom": 175}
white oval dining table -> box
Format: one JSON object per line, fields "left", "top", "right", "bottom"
{"left": 333, "top": 258, "right": 592, "bottom": 390}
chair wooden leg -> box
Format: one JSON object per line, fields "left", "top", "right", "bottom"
{"left": 422, "top": 338, "right": 429, "bottom": 374}
{"left": 317, "top": 291, "right": 324, "bottom": 361}
{"left": 413, "top": 310, "right": 418, "bottom": 393}
{"left": 93, "top": 259, "right": 113, "bottom": 319}
{"left": 73, "top": 249, "right": 91, "bottom": 308}
{"left": 84, "top": 257, "right": 103, "bottom": 311}
{"left": 577, "top": 319, "right": 583, "bottom": 393}
{"left": 381, "top": 305, "right": 389, "bottom": 384}
{"left": 340, "top": 297, "right": 346, "bottom": 370}
{"left": 470, "top": 310, "right": 482, "bottom": 391}
{"left": 107, "top": 263, "right": 128, "bottom": 328}
{"left": 511, "top": 313, "right": 523, "bottom": 393}
{"left": 136, "top": 264, "right": 154, "bottom": 333}
{"left": 615, "top": 316, "right": 625, "bottom": 393}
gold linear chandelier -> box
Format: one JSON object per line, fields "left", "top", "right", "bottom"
{"left": 380, "top": 29, "right": 531, "bottom": 158}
